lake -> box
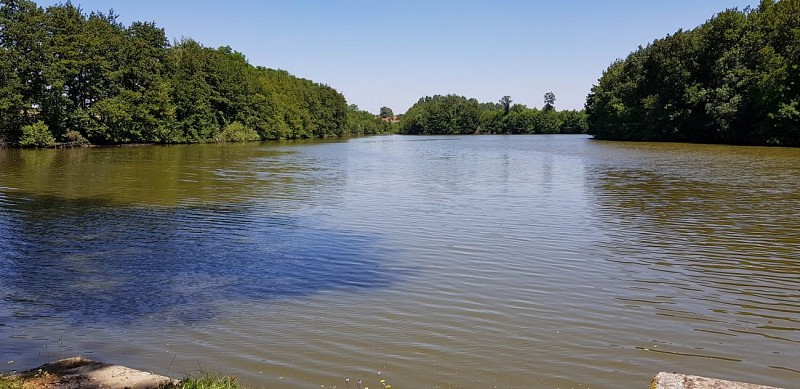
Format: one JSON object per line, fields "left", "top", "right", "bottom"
{"left": 0, "top": 135, "right": 798, "bottom": 388}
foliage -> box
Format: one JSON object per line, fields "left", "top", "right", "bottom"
{"left": 0, "top": 0, "right": 370, "bottom": 146}
{"left": 63, "top": 130, "right": 89, "bottom": 145}
{"left": 379, "top": 106, "right": 394, "bottom": 119}
{"left": 499, "top": 95, "right": 513, "bottom": 115}
{"left": 399, "top": 94, "right": 587, "bottom": 135}
{"left": 0, "top": 370, "right": 58, "bottom": 389}
{"left": 558, "top": 110, "right": 589, "bottom": 134}
{"left": 18, "top": 121, "right": 55, "bottom": 147}
{"left": 216, "top": 121, "right": 260, "bottom": 143}
{"left": 0, "top": 375, "right": 23, "bottom": 389}
{"left": 543, "top": 91, "right": 556, "bottom": 111}
{"left": 585, "top": 0, "right": 800, "bottom": 146}
{"left": 164, "top": 372, "right": 246, "bottom": 389}
{"left": 401, "top": 95, "right": 482, "bottom": 135}
{"left": 347, "top": 104, "right": 397, "bottom": 135}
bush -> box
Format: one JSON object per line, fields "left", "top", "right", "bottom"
{"left": 216, "top": 122, "right": 261, "bottom": 143}
{"left": 19, "top": 121, "right": 56, "bottom": 148}
{"left": 63, "top": 130, "right": 90, "bottom": 145}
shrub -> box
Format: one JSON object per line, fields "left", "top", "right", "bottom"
{"left": 19, "top": 121, "right": 56, "bottom": 148}
{"left": 217, "top": 122, "right": 260, "bottom": 143}
{"left": 63, "top": 130, "right": 90, "bottom": 145}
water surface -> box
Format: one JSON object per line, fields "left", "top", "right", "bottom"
{"left": 1, "top": 135, "right": 798, "bottom": 388}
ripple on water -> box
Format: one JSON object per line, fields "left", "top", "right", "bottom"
{"left": 1, "top": 137, "right": 799, "bottom": 388}
{"left": 0, "top": 192, "right": 403, "bottom": 327}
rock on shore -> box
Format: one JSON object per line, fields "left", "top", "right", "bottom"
{"left": 652, "top": 372, "right": 784, "bottom": 389}
{"left": 11, "top": 357, "right": 178, "bottom": 389}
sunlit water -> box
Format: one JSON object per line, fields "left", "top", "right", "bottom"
{"left": 0, "top": 135, "right": 798, "bottom": 388}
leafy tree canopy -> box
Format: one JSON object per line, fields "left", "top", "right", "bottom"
{"left": 585, "top": 0, "right": 800, "bottom": 146}
{"left": 543, "top": 92, "right": 556, "bottom": 111}
{"left": 0, "top": 0, "right": 396, "bottom": 146}
{"left": 379, "top": 106, "right": 394, "bottom": 119}
{"left": 399, "top": 94, "right": 587, "bottom": 135}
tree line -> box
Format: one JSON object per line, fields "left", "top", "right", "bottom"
{"left": 399, "top": 93, "right": 588, "bottom": 135}
{"left": 0, "top": 0, "right": 393, "bottom": 147}
{"left": 585, "top": 0, "right": 800, "bottom": 146}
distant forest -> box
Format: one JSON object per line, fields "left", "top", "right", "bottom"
{"left": 400, "top": 94, "right": 587, "bottom": 135}
{"left": 586, "top": 0, "right": 800, "bottom": 146}
{"left": 0, "top": 0, "right": 393, "bottom": 147}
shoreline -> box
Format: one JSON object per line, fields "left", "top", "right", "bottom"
{"left": 1, "top": 357, "right": 787, "bottom": 389}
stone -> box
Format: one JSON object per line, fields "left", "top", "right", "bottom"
{"left": 652, "top": 372, "right": 784, "bottom": 389}
{"left": 15, "top": 356, "right": 179, "bottom": 389}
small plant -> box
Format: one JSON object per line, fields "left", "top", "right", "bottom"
{"left": 0, "top": 372, "right": 55, "bottom": 389}
{"left": 216, "top": 122, "right": 260, "bottom": 143}
{"left": 63, "top": 130, "right": 90, "bottom": 146}
{"left": 19, "top": 121, "right": 56, "bottom": 148}
{"left": 0, "top": 374, "right": 23, "bottom": 389}
{"left": 163, "top": 372, "right": 245, "bottom": 389}
{"left": 344, "top": 370, "right": 393, "bottom": 389}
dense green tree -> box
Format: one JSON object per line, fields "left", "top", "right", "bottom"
{"left": 85, "top": 19, "right": 176, "bottom": 144}
{"left": 586, "top": 0, "right": 800, "bottom": 146}
{"left": 0, "top": 0, "right": 365, "bottom": 146}
{"left": 379, "top": 106, "right": 394, "bottom": 119}
{"left": 543, "top": 92, "right": 556, "bottom": 111}
{"left": 18, "top": 120, "right": 54, "bottom": 147}
{"left": 400, "top": 95, "right": 482, "bottom": 135}
{"left": 558, "top": 110, "right": 589, "bottom": 134}
{"left": 499, "top": 95, "right": 513, "bottom": 116}
{"left": 0, "top": 0, "right": 49, "bottom": 142}
{"left": 346, "top": 104, "right": 396, "bottom": 135}
{"left": 400, "top": 94, "right": 586, "bottom": 135}
{"left": 479, "top": 109, "right": 505, "bottom": 134}
{"left": 217, "top": 121, "right": 259, "bottom": 142}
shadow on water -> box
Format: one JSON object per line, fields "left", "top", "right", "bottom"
{"left": 0, "top": 191, "right": 399, "bottom": 326}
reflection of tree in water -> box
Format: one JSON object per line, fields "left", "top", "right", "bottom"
{"left": 0, "top": 143, "right": 339, "bottom": 207}
{"left": 0, "top": 193, "right": 397, "bottom": 326}
{"left": 586, "top": 161, "right": 800, "bottom": 345}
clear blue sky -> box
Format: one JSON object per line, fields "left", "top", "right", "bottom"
{"left": 36, "top": 0, "right": 758, "bottom": 114}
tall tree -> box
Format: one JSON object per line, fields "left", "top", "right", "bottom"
{"left": 0, "top": 0, "right": 49, "bottom": 142}
{"left": 543, "top": 92, "right": 556, "bottom": 111}
{"left": 400, "top": 95, "right": 481, "bottom": 135}
{"left": 379, "top": 106, "right": 394, "bottom": 119}
{"left": 499, "top": 95, "right": 512, "bottom": 115}
{"left": 586, "top": 0, "right": 800, "bottom": 146}
{"left": 2, "top": 0, "right": 482, "bottom": 145}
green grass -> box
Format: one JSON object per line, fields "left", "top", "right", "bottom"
{"left": 164, "top": 372, "right": 247, "bottom": 389}
{"left": 0, "top": 375, "right": 24, "bottom": 389}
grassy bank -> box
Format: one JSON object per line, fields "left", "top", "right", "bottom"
{"left": 165, "top": 373, "right": 247, "bottom": 389}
